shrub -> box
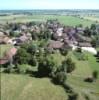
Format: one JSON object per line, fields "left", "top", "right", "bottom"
{"left": 17, "top": 64, "right": 31, "bottom": 74}
{"left": 14, "top": 48, "right": 31, "bottom": 64}
{"left": 84, "top": 77, "right": 94, "bottom": 83}
{"left": 68, "top": 92, "right": 78, "bottom": 100}
{"left": 53, "top": 71, "right": 67, "bottom": 85}
{"left": 38, "top": 56, "right": 56, "bottom": 77}
{"left": 92, "top": 70, "right": 98, "bottom": 80}
{"left": 29, "top": 56, "right": 37, "bottom": 66}
{"left": 60, "top": 48, "right": 68, "bottom": 56}
{"left": 62, "top": 58, "right": 76, "bottom": 73}
{"left": 76, "top": 47, "right": 82, "bottom": 53}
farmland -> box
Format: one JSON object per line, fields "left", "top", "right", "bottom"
{"left": 0, "top": 14, "right": 96, "bottom": 27}
{"left": 0, "top": 10, "right": 99, "bottom": 100}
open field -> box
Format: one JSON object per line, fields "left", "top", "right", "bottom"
{"left": 1, "top": 73, "right": 67, "bottom": 100}
{"left": 0, "top": 45, "right": 99, "bottom": 100}
{"left": 83, "top": 16, "right": 99, "bottom": 22}
{"left": 0, "top": 14, "right": 97, "bottom": 27}
{"left": 1, "top": 71, "right": 99, "bottom": 100}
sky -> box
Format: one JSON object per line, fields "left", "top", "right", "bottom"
{"left": 0, "top": 0, "right": 99, "bottom": 10}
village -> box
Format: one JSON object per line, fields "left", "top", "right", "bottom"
{"left": 0, "top": 19, "right": 99, "bottom": 64}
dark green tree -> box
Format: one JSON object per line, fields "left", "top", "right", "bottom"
{"left": 92, "top": 70, "right": 98, "bottom": 80}
{"left": 14, "top": 48, "right": 31, "bottom": 64}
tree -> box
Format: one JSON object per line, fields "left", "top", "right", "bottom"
{"left": 54, "top": 71, "right": 67, "bottom": 84}
{"left": 91, "top": 24, "right": 96, "bottom": 31}
{"left": 62, "top": 58, "right": 76, "bottom": 73}
{"left": 91, "top": 39, "right": 96, "bottom": 47}
{"left": 38, "top": 56, "right": 56, "bottom": 77}
{"left": 68, "top": 92, "right": 78, "bottom": 100}
{"left": 27, "top": 43, "right": 38, "bottom": 55}
{"left": 29, "top": 56, "right": 37, "bottom": 66}
{"left": 17, "top": 64, "right": 31, "bottom": 74}
{"left": 97, "top": 51, "right": 99, "bottom": 57}
{"left": 14, "top": 48, "right": 31, "bottom": 64}
{"left": 60, "top": 48, "right": 68, "bottom": 56}
{"left": 84, "top": 27, "right": 91, "bottom": 37}
{"left": 92, "top": 71, "right": 98, "bottom": 80}
{"left": 43, "top": 30, "right": 51, "bottom": 40}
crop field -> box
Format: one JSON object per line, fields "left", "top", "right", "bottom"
{"left": 0, "top": 14, "right": 97, "bottom": 27}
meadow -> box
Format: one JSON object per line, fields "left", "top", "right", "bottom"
{"left": 1, "top": 45, "right": 99, "bottom": 100}
{"left": 0, "top": 14, "right": 96, "bottom": 27}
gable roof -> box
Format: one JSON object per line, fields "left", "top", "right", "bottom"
{"left": 0, "top": 47, "right": 17, "bottom": 64}
{"left": 48, "top": 40, "right": 63, "bottom": 49}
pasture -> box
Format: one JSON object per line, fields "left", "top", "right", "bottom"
{"left": 0, "top": 14, "right": 96, "bottom": 27}
{"left": 1, "top": 73, "right": 67, "bottom": 100}
{"left": 83, "top": 16, "right": 99, "bottom": 22}
{"left": 0, "top": 45, "right": 99, "bottom": 100}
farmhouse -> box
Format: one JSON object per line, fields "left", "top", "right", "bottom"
{"left": 0, "top": 47, "right": 17, "bottom": 64}
{"left": 78, "top": 42, "right": 92, "bottom": 47}
{"left": 48, "top": 40, "right": 64, "bottom": 49}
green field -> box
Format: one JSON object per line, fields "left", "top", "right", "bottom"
{"left": 1, "top": 45, "right": 99, "bottom": 100}
{"left": 0, "top": 15, "right": 97, "bottom": 27}
{"left": 1, "top": 73, "right": 68, "bottom": 100}
{"left": 83, "top": 16, "right": 99, "bottom": 22}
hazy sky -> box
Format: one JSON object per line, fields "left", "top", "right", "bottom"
{"left": 0, "top": 0, "right": 99, "bottom": 10}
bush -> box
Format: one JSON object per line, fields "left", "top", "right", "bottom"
{"left": 3, "top": 64, "right": 16, "bottom": 73}
{"left": 17, "top": 64, "right": 31, "bottom": 74}
{"left": 92, "top": 70, "right": 98, "bottom": 80}
{"left": 84, "top": 77, "right": 94, "bottom": 83}
{"left": 68, "top": 92, "right": 78, "bottom": 100}
{"left": 62, "top": 58, "right": 76, "bottom": 73}
{"left": 60, "top": 48, "right": 68, "bottom": 56}
{"left": 14, "top": 48, "right": 31, "bottom": 64}
{"left": 62, "top": 83, "right": 73, "bottom": 93}
{"left": 38, "top": 56, "right": 56, "bottom": 77}
{"left": 76, "top": 47, "right": 82, "bottom": 53}
{"left": 29, "top": 57, "right": 37, "bottom": 66}
{"left": 53, "top": 71, "right": 67, "bottom": 85}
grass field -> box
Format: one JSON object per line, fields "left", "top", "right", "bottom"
{"left": 0, "top": 14, "right": 97, "bottom": 27}
{"left": 0, "top": 46, "right": 99, "bottom": 100}
{"left": 83, "top": 16, "right": 99, "bottom": 22}
{"left": 1, "top": 73, "right": 67, "bottom": 100}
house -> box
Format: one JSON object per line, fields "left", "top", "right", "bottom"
{"left": 0, "top": 47, "right": 17, "bottom": 64}
{"left": 78, "top": 42, "right": 92, "bottom": 47}
{"left": 76, "top": 27, "right": 84, "bottom": 33}
{"left": 74, "top": 33, "right": 91, "bottom": 42}
{"left": 0, "top": 35, "right": 12, "bottom": 44}
{"left": 48, "top": 40, "right": 64, "bottom": 49}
